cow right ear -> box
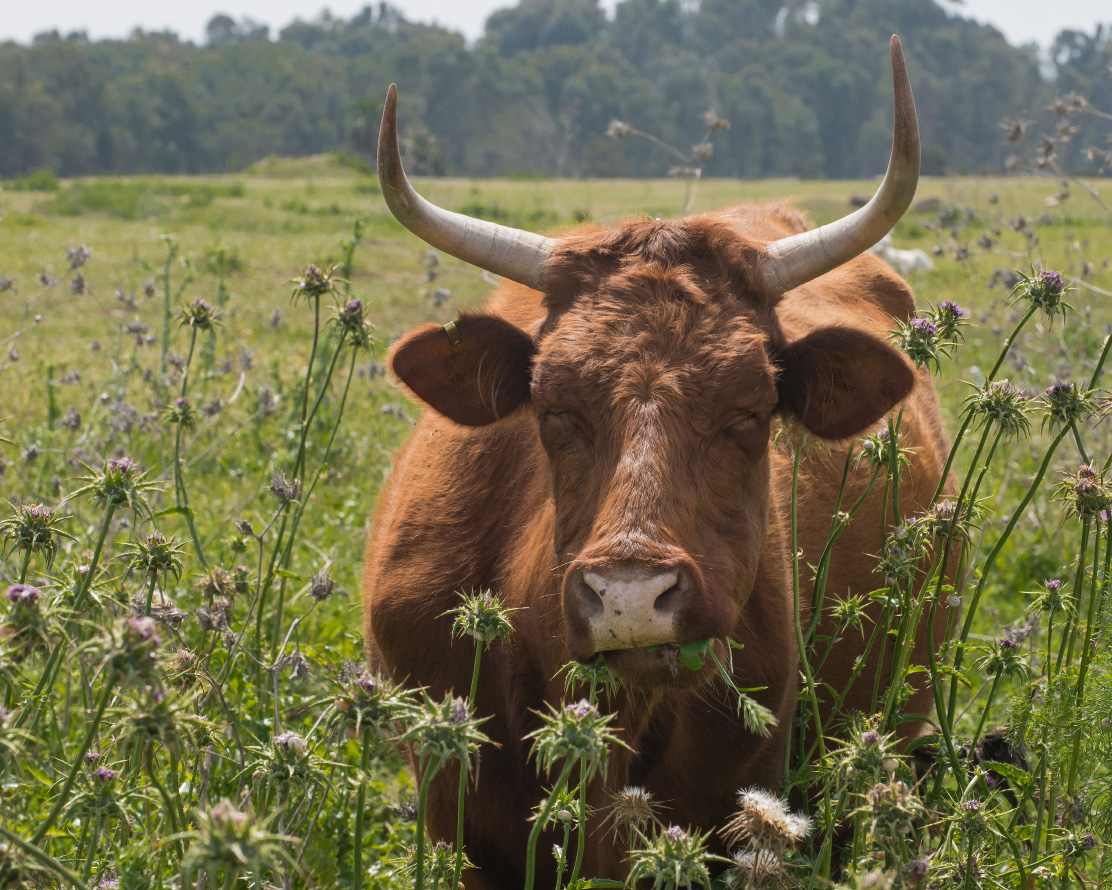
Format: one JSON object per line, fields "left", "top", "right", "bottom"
{"left": 390, "top": 313, "right": 536, "bottom": 426}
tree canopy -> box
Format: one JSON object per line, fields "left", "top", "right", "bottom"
{"left": 0, "top": 0, "right": 1107, "bottom": 180}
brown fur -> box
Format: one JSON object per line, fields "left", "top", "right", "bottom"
{"left": 363, "top": 204, "right": 950, "bottom": 889}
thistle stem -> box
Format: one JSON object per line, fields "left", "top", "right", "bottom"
{"left": 32, "top": 670, "right": 117, "bottom": 844}
{"left": 524, "top": 760, "right": 576, "bottom": 890}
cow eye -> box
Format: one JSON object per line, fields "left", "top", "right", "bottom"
{"left": 724, "top": 412, "right": 768, "bottom": 445}
{"left": 538, "top": 408, "right": 587, "bottom": 447}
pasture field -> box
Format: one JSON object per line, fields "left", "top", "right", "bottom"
{"left": 1, "top": 158, "right": 1111, "bottom": 888}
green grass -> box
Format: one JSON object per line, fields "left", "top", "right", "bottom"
{"left": 1, "top": 158, "right": 1110, "bottom": 887}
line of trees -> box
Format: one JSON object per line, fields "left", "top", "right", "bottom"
{"left": 1, "top": 0, "right": 1109, "bottom": 181}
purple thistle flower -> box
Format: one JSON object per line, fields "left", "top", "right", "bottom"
{"left": 1084, "top": 834, "right": 1097, "bottom": 849}
{"left": 6, "top": 583, "right": 41, "bottom": 606}
{"left": 664, "top": 825, "right": 686, "bottom": 843}
{"left": 108, "top": 456, "right": 135, "bottom": 475}
{"left": 962, "top": 799, "right": 982, "bottom": 812}
{"left": 1046, "top": 579, "right": 1062, "bottom": 592}
{"left": 356, "top": 674, "right": 379, "bottom": 692}
{"left": 1000, "top": 638, "right": 1021, "bottom": 651}
{"left": 910, "top": 317, "right": 937, "bottom": 337}
{"left": 449, "top": 697, "right": 469, "bottom": 725}
{"left": 938, "top": 300, "right": 967, "bottom": 319}
{"left": 1038, "top": 269, "right": 1064, "bottom": 296}
{"left": 862, "top": 729, "right": 881, "bottom": 748}
{"left": 93, "top": 766, "right": 119, "bottom": 784}
{"left": 565, "top": 699, "right": 597, "bottom": 719}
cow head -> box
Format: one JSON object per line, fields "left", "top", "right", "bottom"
{"left": 378, "top": 37, "right": 920, "bottom": 686}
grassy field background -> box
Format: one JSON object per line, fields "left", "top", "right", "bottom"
{"left": 1, "top": 158, "right": 1110, "bottom": 886}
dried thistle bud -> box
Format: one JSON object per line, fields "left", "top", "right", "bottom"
{"left": 179, "top": 298, "right": 218, "bottom": 332}
{"left": 606, "top": 119, "right": 631, "bottom": 140}
{"left": 269, "top": 470, "right": 301, "bottom": 507}
{"left": 67, "top": 245, "right": 92, "bottom": 269}
{"left": 309, "top": 570, "right": 335, "bottom": 602}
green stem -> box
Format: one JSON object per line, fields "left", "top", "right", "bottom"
{"left": 524, "top": 760, "right": 576, "bottom": 890}
{"left": 566, "top": 757, "right": 587, "bottom": 889}
{"left": 0, "top": 825, "right": 86, "bottom": 887}
{"left": 18, "top": 500, "right": 117, "bottom": 732}
{"left": 17, "top": 547, "right": 31, "bottom": 584}
{"left": 453, "top": 643, "right": 484, "bottom": 890}
{"left": 1064, "top": 522, "right": 1110, "bottom": 804}
{"left": 946, "top": 426, "right": 1070, "bottom": 728}
{"left": 554, "top": 823, "right": 572, "bottom": 890}
{"left": 32, "top": 670, "right": 117, "bottom": 844}
{"left": 354, "top": 729, "right": 372, "bottom": 890}
{"left": 173, "top": 328, "right": 207, "bottom": 569}
{"left": 415, "top": 752, "right": 449, "bottom": 890}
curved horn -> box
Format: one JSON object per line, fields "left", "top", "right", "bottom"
{"left": 760, "top": 36, "right": 920, "bottom": 294}
{"left": 377, "top": 84, "right": 555, "bottom": 290}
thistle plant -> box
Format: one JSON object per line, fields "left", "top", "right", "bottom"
{"left": 627, "top": 824, "right": 722, "bottom": 890}
{"left": 398, "top": 691, "right": 490, "bottom": 890}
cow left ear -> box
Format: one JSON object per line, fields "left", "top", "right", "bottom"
{"left": 390, "top": 312, "right": 535, "bottom": 426}
{"left": 776, "top": 326, "right": 914, "bottom": 440}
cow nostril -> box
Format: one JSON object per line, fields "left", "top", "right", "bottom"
{"left": 574, "top": 578, "right": 605, "bottom": 620}
{"left": 653, "top": 575, "right": 685, "bottom": 616}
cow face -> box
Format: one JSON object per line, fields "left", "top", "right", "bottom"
{"left": 390, "top": 220, "right": 913, "bottom": 687}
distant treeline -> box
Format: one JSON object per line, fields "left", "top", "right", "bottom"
{"left": 1, "top": 0, "right": 1110, "bottom": 180}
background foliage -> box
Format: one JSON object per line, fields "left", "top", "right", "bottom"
{"left": 1, "top": 0, "right": 1110, "bottom": 181}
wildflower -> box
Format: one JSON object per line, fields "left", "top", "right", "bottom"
{"left": 604, "top": 786, "right": 663, "bottom": 841}
{"left": 606, "top": 119, "right": 632, "bottom": 140}
{"left": 895, "top": 316, "right": 941, "bottom": 371}
{"left": 1, "top": 503, "right": 71, "bottom": 569}
{"left": 725, "top": 849, "right": 785, "bottom": 889}
{"left": 309, "top": 570, "right": 335, "bottom": 602}
{"left": 701, "top": 109, "right": 730, "bottom": 133}
{"left": 179, "top": 298, "right": 218, "bottom": 332}
{"left": 875, "top": 530, "right": 919, "bottom": 590}
{"left": 274, "top": 731, "right": 307, "bottom": 755}
{"left": 856, "top": 425, "right": 912, "bottom": 472}
{"left": 1011, "top": 268, "right": 1070, "bottom": 321}
{"left": 526, "top": 698, "right": 626, "bottom": 783}
{"left": 290, "top": 263, "right": 343, "bottom": 302}
{"left": 1058, "top": 464, "right": 1111, "bottom": 519}
{"left": 1041, "top": 381, "right": 1095, "bottom": 429}
{"left": 399, "top": 690, "right": 490, "bottom": 774}
{"left": 920, "top": 498, "right": 978, "bottom": 542}
{"left": 830, "top": 592, "right": 870, "bottom": 634}
{"left": 1002, "top": 119, "right": 1029, "bottom": 143}
{"left": 180, "top": 799, "right": 296, "bottom": 885}
{"left": 967, "top": 379, "right": 1030, "bottom": 438}
{"left": 446, "top": 588, "right": 517, "bottom": 648}
{"left": 269, "top": 470, "right": 301, "bottom": 507}
{"left": 75, "top": 456, "right": 156, "bottom": 514}
{"left": 979, "top": 637, "right": 1028, "bottom": 678}
{"left": 6, "top": 584, "right": 42, "bottom": 608}
{"left": 329, "top": 669, "right": 415, "bottom": 743}
{"left": 93, "top": 766, "right": 119, "bottom": 785}
{"left": 67, "top": 245, "right": 92, "bottom": 269}
{"left": 332, "top": 298, "right": 372, "bottom": 349}
{"left": 88, "top": 616, "right": 162, "bottom": 683}
{"left": 71, "top": 272, "right": 89, "bottom": 295}
{"left": 163, "top": 396, "right": 197, "bottom": 431}
{"left": 124, "top": 531, "right": 184, "bottom": 584}
{"left": 627, "top": 824, "right": 718, "bottom": 890}
{"left": 258, "top": 384, "right": 279, "bottom": 415}
{"left": 933, "top": 299, "right": 968, "bottom": 341}
{"left": 721, "top": 787, "right": 812, "bottom": 853}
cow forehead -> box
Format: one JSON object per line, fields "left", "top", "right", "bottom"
{"left": 532, "top": 286, "right": 777, "bottom": 413}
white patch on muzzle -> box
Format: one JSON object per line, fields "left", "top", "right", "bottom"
{"left": 582, "top": 568, "right": 680, "bottom": 652}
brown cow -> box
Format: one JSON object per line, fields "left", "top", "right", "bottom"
{"left": 363, "top": 36, "right": 949, "bottom": 889}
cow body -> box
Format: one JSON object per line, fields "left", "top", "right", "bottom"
{"left": 363, "top": 203, "right": 950, "bottom": 888}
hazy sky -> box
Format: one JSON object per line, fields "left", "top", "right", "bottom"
{"left": 0, "top": 0, "right": 1107, "bottom": 49}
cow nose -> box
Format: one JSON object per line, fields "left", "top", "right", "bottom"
{"left": 572, "top": 565, "right": 687, "bottom": 653}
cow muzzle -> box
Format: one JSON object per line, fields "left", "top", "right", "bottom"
{"left": 563, "top": 562, "right": 695, "bottom": 658}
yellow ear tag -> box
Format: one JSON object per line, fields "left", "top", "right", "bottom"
{"left": 443, "top": 320, "right": 462, "bottom": 346}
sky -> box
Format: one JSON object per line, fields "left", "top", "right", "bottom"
{"left": 0, "top": 0, "right": 1107, "bottom": 50}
